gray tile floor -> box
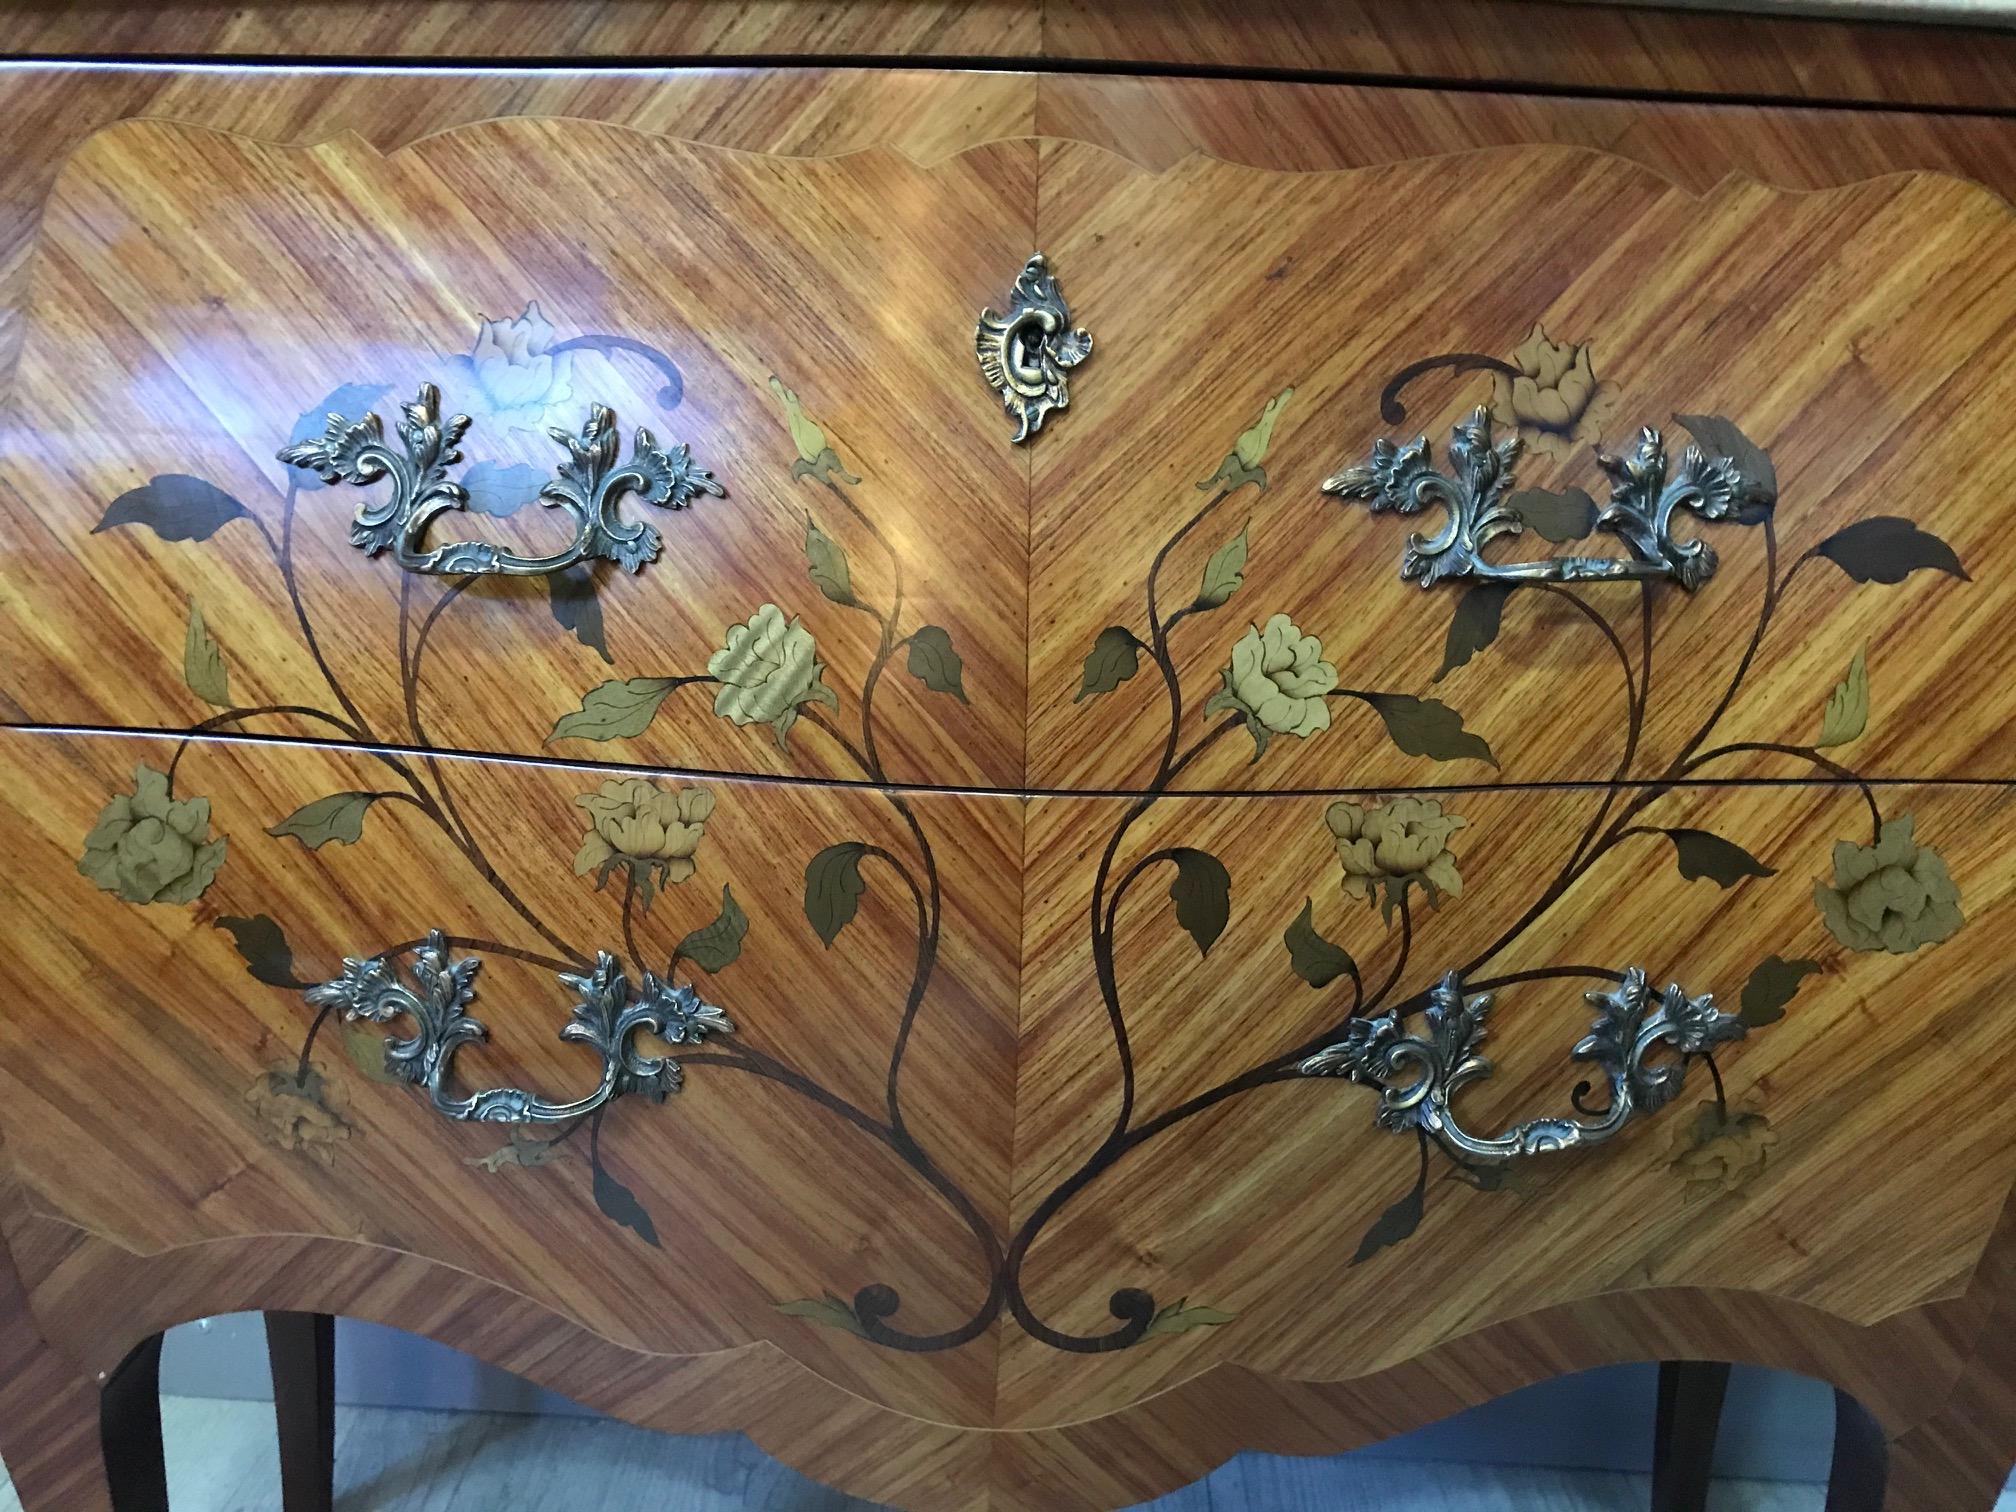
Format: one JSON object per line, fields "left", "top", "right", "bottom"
{"left": 9, "top": 1394, "right": 1998, "bottom": 1512}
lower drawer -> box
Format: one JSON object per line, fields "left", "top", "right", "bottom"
{"left": 0, "top": 728, "right": 2010, "bottom": 1481}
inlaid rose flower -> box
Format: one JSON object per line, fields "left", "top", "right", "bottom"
{"left": 575, "top": 778, "right": 713, "bottom": 905}
{"left": 244, "top": 1065, "right": 351, "bottom": 1167}
{"left": 1490, "top": 325, "right": 1620, "bottom": 460}
{"left": 707, "top": 603, "right": 840, "bottom": 749}
{"left": 1813, "top": 814, "right": 1963, "bottom": 954}
{"left": 1669, "top": 1101, "right": 1777, "bottom": 1201}
{"left": 77, "top": 763, "right": 227, "bottom": 906}
{"left": 1327, "top": 795, "right": 1465, "bottom": 921}
{"left": 1203, "top": 613, "right": 1338, "bottom": 759}
{"left": 451, "top": 300, "right": 574, "bottom": 431}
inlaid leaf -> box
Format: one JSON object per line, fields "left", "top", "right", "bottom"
{"left": 1352, "top": 1167, "right": 1426, "bottom": 1266}
{"left": 1739, "top": 955, "right": 1821, "bottom": 1028}
{"left": 1167, "top": 848, "right": 1231, "bottom": 957}
{"left": 1815, "top": 516, "right": 1969, "bottom": 585}
{"left": 286, "top": 382, "right": 391, "bottom": 493}
{"left": 776, "top": 1293, "right": 867, "bottom": 1337}
{"left": 467, "top": 1129, "right": 571, "bottom": 1171}
{"left": 1816, "top": 646, "right": 1868, "bottom": 749}
{"left": 1674, "top": 413, "right": 1778, "bottom": 515}
{"left": 1506, "top": 486, "right": 1598, "bottom": 543}
{"left": 804, "top": 842, "right": 869, "bottom": 948}
{"left": 1435, "top": 582, "right": 1514, "bottom": 683}
{"left": 215, "top": 914, "right": 307, "bottom": 989}
{"left": 592, "top": 1158, "right": 661, "bottom": 1247}
{"left": 1283, "top": 898, "right": 1357, "bottom": 989}
{"left": 546, "top": 564, "right": 613, "bottom": 664}
{"left": 1358, "top": 693, "right": 1497, "bottom": 767}
{"left": 95, "top": 474, "right": 250, "bottom": 542}
{"left": 461, "top": 459, "right": 547, "bottom": 517}
{"left": 1193, "top": 521, "right": 1250, "bottom": 610}
{"left": 1142, "top": 1298, "right": 1236, "bottom": 1337}
{"left": 1663, "top": 828, "right": 1775, "bottom": 887}
{"left": 344, "top": 1026, "right": 403, "bottom": 1086}
{"left": 1075, "top": 626, "right": 1142, "bottom": 703}
{"left": 677, "top": 884, "right": 748, "bottom": 973}
{"left": 805, "top": 515, "right": 856, "bottom": 606}
{"left": 906, "top": 625, "right": 968, "bottom": 703}
{"left": 268, "top": 792, "right": 381, "bottom": 851}
{"left": 182, "top": 600, "right": 231, "bottom": 707}
{"left": 548, "top": 677, "right": 678, "bottom": 743}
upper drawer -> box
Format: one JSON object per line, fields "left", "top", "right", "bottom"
{"left": 4, "top": 113, "right": 2016, "bottom": 794}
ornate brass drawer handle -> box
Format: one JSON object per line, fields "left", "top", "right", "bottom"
{"left": 975, "top": 252, "right": 1093, "bottom": 443}
{"left": 1323, "top": 407, "right": 1774, "bottom": 591}
{"left": 278, "top": 383, "right": 724, "bottom": 576}
{"left": 304, "top": 932, "right": 733, "bottom": 1124}
{"left": 1300, "top": 967, "right": 1744, "bottom": 1163}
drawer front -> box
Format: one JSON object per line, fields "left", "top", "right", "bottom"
{"left": 2, "top": 728, "right": 2010, "bottom": 1439}
{"left": 5, "top": 113, "right": 2016, "bottom": 795}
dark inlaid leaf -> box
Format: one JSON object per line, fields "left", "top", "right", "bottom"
{"left": 1283, "top": 898, "right": 1357, "bottom": 989}
{"left": 1664, "top": 828, "right": 1776, "bottom": 887}
{"left": 548, "top": 677, "right": 677, "bottom": 743}
{"left": 94, "top": 474, "right": 251, "bottom": 542}
{"left": 286, "top": 383, "right": 391, "bottom": 491}
{"left": 805, "top": 514, "right": 856, "bottom": 606}
{"left": 215, "top": 914, "right": 307, "bottom": 989}
{"left": 677, "top": 884, "right": 748, "bottom": 973}
{"left": 775, "top": 1293, "right": 866, "bottom": 1336}
{"left": 592, "top": 1159, "right": 661, "bottom": 1247}
{"left": 183, "top": 600, "right": 231, "bottom": 707}
{"left": 1740, "top": 955, "right": 1821, "bottom": 1029}
{"left": 1167, "top": 848, "right": 1231, "bottom": 958}
{"left": 1815, "top": 516, "right": 1970, "bottom": 585}
{"left": 1435, "top": 582, "right": 1514, "bottom": 683}
{"left": 268, "top": 792, "right": 380, "bottom": 851}
{"left": 461, "top": 459, "right": 548, "bottom": 517}
{"left": 1075, "top": 626, "right": 1142, "bottom": 703}
{"left": 1194, "top": 521, "right": 1250, "bottom": 610}
{"left": 1507, "top": 486, "right": 1598, "bottom": 543}
{"left": 1674, "top": 413, "right": 1779, "bottom": 517}
{"left": 1359, "top": 693, "right": 1497, "bottom": 768}
{"left": 546, "top": 564, "right": 613, "bottom": 665}
{"left": 906, "top": 625, "right": 968, "bottom": 703}
{"left": 1352, "top": 1167, "right": 1426, "bottom": 1266}
{"left": 804, "top": 842, "right": 869, "bottom": 949}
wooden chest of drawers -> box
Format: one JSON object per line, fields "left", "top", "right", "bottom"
{"left": 5, "top": 11, "right": 2016, "bottom": 1509}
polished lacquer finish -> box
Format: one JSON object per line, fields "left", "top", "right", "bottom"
{"left": 4, "top": 63, "right": 2016, "bottom": 1512}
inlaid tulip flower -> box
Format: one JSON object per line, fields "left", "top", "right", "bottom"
{"left": 575, "top": 778, "right": 714, "bottom": 908}
{"left": 1813, "top": 814, "right": 1963, "bottom": 954}
{"left": 1489, "top": 324, "right": 1621, "bottom": 460}
{"left": 1203, "top": 613, "right": 1338, "bottom": 759}
{"left": 451, "top": 300, "right": 575, "bottom": 432}
{"left": 77, "top": 763, "right": 227, "bottom": 905}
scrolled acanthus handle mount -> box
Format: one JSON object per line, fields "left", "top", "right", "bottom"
{"left": 278, "top": 383, "right": 724, "bottom": 577}
{"left": 305, "top": 932, "right": 733, "bottom": 1124}
{"left": 1300, "top": 966, "right": 1745, "bottom": 1163}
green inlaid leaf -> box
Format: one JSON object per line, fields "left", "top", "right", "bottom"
{"left": 1352, "top": 1168, "right": 1426, "bottom": 1266}
{"left": 1075, "top": 626, "right": 1142, "bottom": 703}
{"left": 1167, "top": 848, "right": 1231, "bottom": 957}
{"left": 804, "top": 842, "right": 869, "bottom": 948}
{"left": 1815, "top": 517, "right": 1969, "bottom": 585}
{"left": 776, "top": 1293, "right": 867, "bottom": 1337}
{"left": 592, "top": 1159, "right": 661, "bottom": 1247}
{"left": 267, "top": 792, "right": 380, "bottom": 851}
{"left": 1435, "top": 582, "right": 1514, "bottom": 683}
{"left": 461, "top": 459, "right": 548, "bottom": 517}
{"left": 95, "top": 474, "right": 251, "bottom": 540}
{"left": 804, "top": 515, "right": 856, "bottom": 606}
{"left": 1193, "top": 521, "right": 1250, "bottom": 610}
{"left": 1283, "top": 898, "right": 1357, "bottom": 989}
{"left": 547, "top": 563, "right": 613, "bottom": 664}
{"left": 182, "top": 600, "right": 231, "bottom": 707}
{"left": 548, "top": 677, "right": 678, "bottom": 743}
{"left": 1142, "top": 1297, "right": 1236, "bottom": 1338}
{"left": 1739, "top": 955, "right": 1821, "bottom": 1029}
{"left": 1197, "top": 387, "right": 1294, "bottom": 493}
{"left": 1358, "top": 693, "right": 1497, "bottom": 768}
{"left": 1663, "top": 829, "right": 1775, "bottom": 888}
{"left": 677, "top": 884, "right": 748, "bottom": 973}
{"left": 906, "top": 625, "right": 968, "bottom": 703}
{"left": 1506, "top": 487, "right": 1598, "bottom": 543}
{"left": 344, "top": 1026, "right": 403, "bottom": 1085}
{"left": 215, "top": 914, "right": 307, "bottom": 989}
{"left": 467, "top": 1130, "right": 571, "bottom": 1171}
{"left": 1816, "top": 646, "right": 1868, "bottom": 748}
{"left": 1674, "top": 413, "right": 1778, "bottom": 514}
